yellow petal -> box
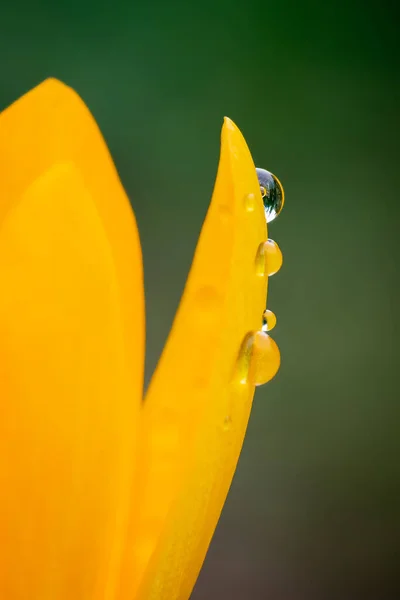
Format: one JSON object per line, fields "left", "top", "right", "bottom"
{"left": 126, "top": 118, "right": 280, "bottom": 599}
{"left": 0, "top": 81, "right": 144, "bottom": 599}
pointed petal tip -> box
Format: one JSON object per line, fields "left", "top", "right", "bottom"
{"left": 223, "top": 115, "right": 235, "bottom": 129}
{"left": 220, "top": 117, "right": 258, "bottom": 196}
{"left": 220, "top": 116, "right": 249, "bottom": 158}
{"left": 222, "top": 116, "right": 240, "bottom": 138}
{"left": 39, "top": 76, "right": 67, "bottom": 87}
{"left": 24, "top": 77, "right": 72, "bottom": 101}
{"left": 30, "top": 78, "right": 84, "bottom": 107}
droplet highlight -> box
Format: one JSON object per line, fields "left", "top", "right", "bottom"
{"left": 262, "top": 309, "right": 277, "bottom": 332}
{"left": 235, "top": 331, "right": 280, "bottom": 387}
{"left": 256, "top": 168, "right": 284, "bottom": 223}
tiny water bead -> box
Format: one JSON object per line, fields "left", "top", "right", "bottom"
{"left": 262, "top": 309, "right": 277, "bottom": 332}
{"left": 235, "top": 331, "right": 280, "bottom": 386}
{"left": 223, "top": 415, "right": 232, "bottom": 431}
{"left": 244, "top": 192, "right": 256, "bottom": 212}
{"left": 256, "top": 168, "right": 284, "bottom": 223}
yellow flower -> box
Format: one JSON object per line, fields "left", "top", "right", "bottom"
{"left": 0, "top": 79, "right": 283, "bottom": 600}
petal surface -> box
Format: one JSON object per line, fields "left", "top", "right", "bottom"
{"left": 124, "top": 118, "right": 280, "bottom": 599}
{"left": 0, "top": 81, "right": 144, "bottom": 599}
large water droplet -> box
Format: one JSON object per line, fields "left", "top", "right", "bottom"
{"left": 262, "top": 309, "right": 277, "bottom": 332}
{"left": 256, "top": 168, "right": 284, "bottom": 223}
{"left": 235, "top": 331, "right": 280, "bottom": 386}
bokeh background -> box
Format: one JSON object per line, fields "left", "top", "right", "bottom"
{"left": 1, "top": 1, "right": 399, "bottom": 598}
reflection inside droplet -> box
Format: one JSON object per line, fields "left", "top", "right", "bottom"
{"left": 256, "top": 168, "right": 284, "bottom": 223}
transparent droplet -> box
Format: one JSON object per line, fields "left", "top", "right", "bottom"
{"left": 265, "top": 239, "right": 283, "bottom": 275}
{"left": 256, "top": 168, "right": 284, "bottom": 223}
{"left": 255, "top": 239, "right": 283, "bottom": 277}
{"left": 235, "top": 331, "right": 280, "bottom": 386}
{"left": 262, "top": 309, "right": 277, "bottom": 332}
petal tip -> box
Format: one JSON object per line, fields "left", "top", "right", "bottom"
{"left": 26, "top": 77, "right": 74, "bottom": 102}
{"left": 223, "top": 116, "right": 236, "bottom": 130}
{"left": 39, "top": 76, "right": 69, "bottom": 89}
{"left": 32, "top": 77, "right": 83, "bottom": 105}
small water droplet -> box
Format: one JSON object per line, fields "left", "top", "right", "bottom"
{"left": 256, "top": 168, "right": 284, "bottom": 223}
{"left": 223, "top": 415, "right": 232, "bottom": 430}
{"left": 262, "top": 309, "right": 277, "bottom": 332}
{"left": 244, "top": 192, "right": 256, "bottom": 212}
{"left": 235, "top": 331, "right": 280, "bottom": 387}
{"left": 265, "top": 239, "right": 283, "bottom": 276}
{"left": 255, "top": 239, "right": 283, "bottom": 277}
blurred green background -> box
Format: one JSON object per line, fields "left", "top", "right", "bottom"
{"left": 1, "top": 0, "right": 398, "bottom": 598}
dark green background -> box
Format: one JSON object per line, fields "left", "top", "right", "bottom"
{"left": 1, "top": 1, "right": 399, "bottom": 598}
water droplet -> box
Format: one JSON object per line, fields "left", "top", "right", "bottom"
{"left": 255, "top": 239, "right": 283, "bottom": 277}
{"left": 235, "top": 331, "right": 280, "bottom": 386}
{"left": 265, "top": 239, "right": 283, "bottom": 276}
{"left": 223, "top": 415, "right": 232, "bottom": 430}
{"left": 244, "top": 192, "right": 256, "bottom": 212}
{"left": 262, "top": 309, "right": 277, "bottom": 332}
{"left": 256, "top": 168, "right": 284, "bottom": 223}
